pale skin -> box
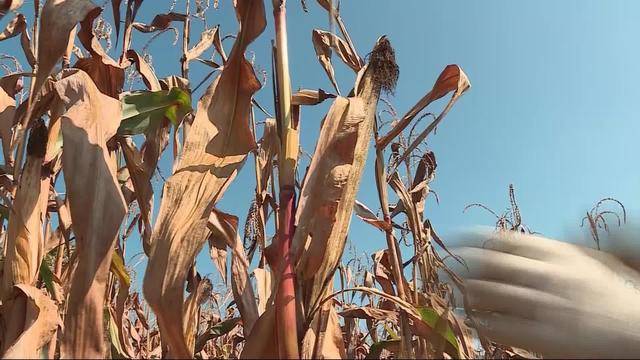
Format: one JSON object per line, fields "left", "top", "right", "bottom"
{"left": 448, "top": 225, "right": 640, "bottom": 358}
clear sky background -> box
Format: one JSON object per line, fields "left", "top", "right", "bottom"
{"left": 2, "top": 0, "right": 640, "bottom": 288}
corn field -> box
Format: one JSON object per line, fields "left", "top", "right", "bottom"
{"left": 0, "top": 0, "right": 595, "bottom": 358}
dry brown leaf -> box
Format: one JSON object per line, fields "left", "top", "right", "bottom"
{"left": 340, "top": 306, "right": 398, "bottom": 323}
{"left": 132, "top": 12, "right": 187, "bottom": 33}
{"left": 253, "top": 268, "right": 272, "bottom": 315}
{"left": 0, "top": 73, "right": 22, "bottom": 168}
{"left": 0, "top": 13, "right": 25, "bottom": 40}
{"left": 353, "top": 199, "right": 390, "bottom": 231}
{"left": 185, "top": 26, "right": 219, "bottom": 61}
{"left": 35, "top": 0, "right": 98, "bottom": 94}
{"left": 1, "top": 285, "right": 61, "bottom": 358}
{"left": 142, "top": 1, "right": 265, "bottom": 357}
{"left": 291, "top": 88, "right": 336, "bottom": 106}
{"left": 76, "top": 7, "right": 125, "bottom": 98}
{"left": 1, "top": 121, "right": 49, "bottom": 294}
{"left": 240, "top": 305, "right": 278, "bottom": 359}
{"left": 312, "top": 29, "right": 362, "bottom": 94}
{"left": 183, "top": 278, "right": 212, "bottom": 355}
{"left": 0, "top": 13, "right": 34, "bottom": 66}
{"left": 119, "top": 137, "right": 154, "bottom": 254}
{"left": 125, "top": 49, "right": 161, "bottom": 91}
{"left": 52, "top": 69, "right": 126, "bottom": 358}
{"left": 301, "top": 299, "right": 347, "bottom": 359}
{"left": 0, "top": 0, "right": 24, "bottom": 20}
{"left": 208, "top": 209, "right": 258, "bottom": 336}
{"left": 377, "top": 64, "right": 470, "bottom": 150}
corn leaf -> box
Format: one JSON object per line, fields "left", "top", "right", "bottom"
{"left": 142, "top": 1, "right": 265, "bottom": 357}
{"left": 53, "top": 69, "right": 127, "bottom": 358}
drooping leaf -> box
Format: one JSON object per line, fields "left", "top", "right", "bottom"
{"left": 194, "top": 317, "right": 241, "bottom": 354}
{"left": 53, "top": 69, "right": 127, "bottom": 359}
{"left": 291, "top": 88, "right": 336, "bottom": 106}
{"left": 0, "top": 0, "right": 23, "bottom": 20}
{"left": 142, "top": 1, "right": 265, "bottom": 357}
{"left": 125, "top": 49, "right": 161, "bottom": 91}
{"left": 34, "top": 0, "right": 98, "bottom": 95}
{"left": 185, "top": 26, "right": 220, "bottom": 61}
{"left": 39, "top": 260, "right": 56, "bottom": 296}
{"left": 118, "top": 87, "right": 191, "bottom": 135}
{"left": 377, "top": 64, "right": 470, "bottom": 150}
{"left": 132, "top": 12, "right": 186, "bottom": 33}
{"left": 76, "top": 7, "right": 125, "bottom": 98}
{"left": 311, "top": 29, "right": 362, "bottom": 94}
{"left": 353, "top": 199, "right": 391, "bottom": 231}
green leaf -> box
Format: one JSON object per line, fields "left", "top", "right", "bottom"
{"left": 416, "top": 306, "right": 460, "bottom": 355}
{"left": 39, "top": 260, "right": 55, "bottom": 296}
{"left": 118, "top": 87, "right": 191, "bottom": 135}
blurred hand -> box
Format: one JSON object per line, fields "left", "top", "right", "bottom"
{"left": 449, "top": 227, "right": 640, "bottom": 358}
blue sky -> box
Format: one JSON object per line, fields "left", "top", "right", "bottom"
{"left": 3, "top": 0, "right": 640, "bottom": 288}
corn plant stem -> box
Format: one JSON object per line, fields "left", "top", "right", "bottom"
{"left": 373, "top": 119, "right": 413, "bottom": 358}
{"left": 272, "top": 1, "right": 300, "bottom": 358}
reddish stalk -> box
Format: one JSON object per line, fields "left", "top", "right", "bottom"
{"left": 272, "top": 0, "right": 300, "bottom": 358}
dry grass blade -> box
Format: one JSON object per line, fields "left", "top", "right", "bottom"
{"left": 52, "top": 69, "right": 127, "bottom": 358}
{"left": 354, "top": 199, "right": 391, "bottom": 231}
{"left": 1, "top": 285, "right": 61, "bottom": 358}
{"left": 377, "top": 64, "right": 470, "bottom": 150}
{"left": 142, "top": 1, "right": 265, "bottom": 357}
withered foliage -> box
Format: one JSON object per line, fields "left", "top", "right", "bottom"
{"left": 2, "top": 0, "right": 597, "bottom": 359}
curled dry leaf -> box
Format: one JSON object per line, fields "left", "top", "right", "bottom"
{"left": 142, "top": 1, "right": 265, "bottom": 357}
{"left": 339, "top": 305, "right": 399, "bottom": 323}
{"left": 76, "top": 7, "right": 125, "bottom": 98}
{"left": 0, "top": 0, "right": 23, "bottom": 19}
{"left": 354, "top": 199, "right": 391, "bottom": 231}
{"left": 185, "top": 26, "right": 220, "bottom": 61}
{"left": 132, "top": 12, "right": 187, "bottom": 33}
{"left": 1, "top": 285, "right": 61, "bottom": 358}
{"left": 377, "top": 64, "right": 470, "bottom": 150}
{"left": 0, "top": 13, "right": 35, "bottom": 66}
{"left": 125, "top": 49, "right": 161, "bottom": 91}
{"left": 0, "top": 73, "right": 23, "bottom": 168}
{"left": 312, "top": 29, "right": 362, "bottom": 94}
{"left": 52, "top": 69, "right": 127, "bottom": 359}
{"left": 291, "top": 88, "right": 336, "bottom": 106}
{"left": 35, "top": 0, "right": 98, "bottom": 95}
{"left": 208, "top": 209, "right": 258, "bottom": 336}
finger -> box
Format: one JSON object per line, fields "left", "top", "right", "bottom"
{"left": 448, "top": 246, "right": 560, "bottom": 290}
{"left": 464, "top": 279, "right": 571, "bottom": 321}
{"left": 469, "top": 311, "right": 577, "bottom": 358}
{"left": 447, "top": 227, "right": 580, "bottom": 261}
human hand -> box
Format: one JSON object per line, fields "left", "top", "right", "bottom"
{"left": 448, "top": 227, "right": 640, "bottom": 358}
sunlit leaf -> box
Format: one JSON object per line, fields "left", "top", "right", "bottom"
{"left": 118, "top": 87, "right": 191, "bottom": 135}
